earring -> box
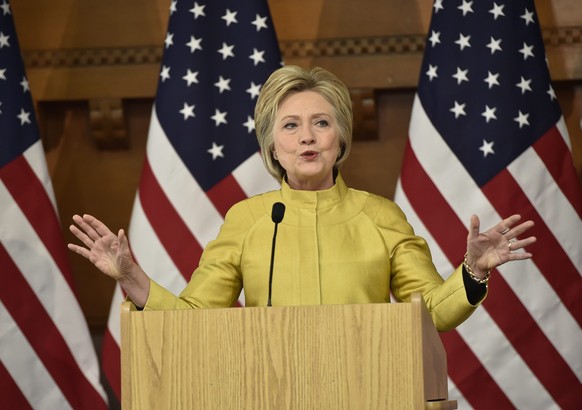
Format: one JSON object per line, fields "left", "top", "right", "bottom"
{"left": 273, "top": 151, "right": 278, "bottom": 161}
{"left": 337, "top": 148, "right": 342, "bottom": 158}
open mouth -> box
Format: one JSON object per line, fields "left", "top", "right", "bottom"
{"left": 300, "top": 150, "right": 318, "bottom": 160}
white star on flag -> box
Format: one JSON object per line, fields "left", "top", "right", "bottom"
{"left": 183, "top": 69, "right": 199, "bottom": 86}
{"left": 251, "top": 14, "right": 268, "bottom": 31}
{"left": 207, "top": 142, "right": 225, "bottom": 159}
{"left": 217, "top": 42, "right": 235, "bottom": 59}
{"left": 179, "top": 102, "right": 196, "bottom": 119}
{"left": 455, "top": 33, "right": 471, "bottom": 50}
{"left": 222, "top": 9, "right": 238, "bottom": 26}
{"left": 211, "top": 108, "right": 227, "bottom": 126}
{"left": 186, "top": 36, "right": 203, "bottom": 53}
{"left": 489, "top": 3, "right": 505, "bottom": 20}
{"left": 17, "top": 108, "right": 30, "bottom": 124}
{"left": 190, "top": 2, "right": 206, "bottom": 19}
{"left": 479, "top": 139, "right": 495, "bottom": 157}
{"left": 214, "top": 76, "right": 231, "bottom": 93}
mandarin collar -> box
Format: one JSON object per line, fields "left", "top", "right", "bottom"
{"left": 280, "top": 173, "right": 348, "bottom": 210}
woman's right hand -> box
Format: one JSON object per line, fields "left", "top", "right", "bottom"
{"left": 68, "top": 214, "right": 134, "bottom": 280}
{"left": 68, "top": 214, "right": 150, "bottom": 307}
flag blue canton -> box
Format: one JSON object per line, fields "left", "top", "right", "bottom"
{"left": 156, "top": 0, "right": 282, "bottom": 191}
{"left": 418, "top": 0, "right": 562, "bottom": 186}
{"left": 0, "top": 5, "right": 39, "bottom": 168}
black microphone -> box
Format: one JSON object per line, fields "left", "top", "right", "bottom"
{"left": 267, "top": 202, "right": 285, "bottom": 307}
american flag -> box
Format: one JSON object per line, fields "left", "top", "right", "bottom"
{"left": 0, "top": 1, "right": 108, "bottom": 409}
{"left": 101, "top": 0, "right": 281, "bottom": 398}
{"left": 394, "top": 0, "right": 582, "bottom": 408}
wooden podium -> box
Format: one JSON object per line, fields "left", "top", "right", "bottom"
{"left": 121, "top": 294, "right": 457, "bottom": 409}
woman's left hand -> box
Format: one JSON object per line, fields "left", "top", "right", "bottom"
{"left": 466, "top": 214, "right": 537, "bottom": 279}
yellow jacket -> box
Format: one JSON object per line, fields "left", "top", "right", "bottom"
{"left": 145, "top": 174, "right": 485, "bottom": 331}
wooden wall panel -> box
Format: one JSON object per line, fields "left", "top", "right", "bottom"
{"left": 41, "top": 100, "right": 151, "bottom": 327}
{"left": 12, "top": 0, "right": 582, "bottom": 98}
{"left": 8, "top": 0, "right": 582, "bottom": 330}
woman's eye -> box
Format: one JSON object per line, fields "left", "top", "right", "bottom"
{"left": 283, "top": 122, "right": 297, "bottom": 129}
{"left": 316, "top": 119, "right": 329, "bottom": 127}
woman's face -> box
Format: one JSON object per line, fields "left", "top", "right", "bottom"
{"left": 273, "top": 90, "right": 340, "bottom": 191}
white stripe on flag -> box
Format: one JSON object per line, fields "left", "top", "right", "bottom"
{"left": 106, "top": 286, "right": 124, "bottom": 346}
{"left": 508, "top": 145, "right": 582, "bottom": 268}
{"left": 233, "top": 151, "right": 279, "bottom": 197}
{"left": 394, "top": 179, "right": 453, "bottom": 279}
{"left": 556, "top": 117, "right": 572, "bottom": 150}
{"left": 23, "top": 141, "right": 58, "bottom": 211}
{"left": 146, "top": 107, "right": 224, "bottom": 248}
{"left": 0, "top": 300, "right": 73, "bottom": 410}
{"left": 128, "top": 196, "right": 188, "bottom": 294}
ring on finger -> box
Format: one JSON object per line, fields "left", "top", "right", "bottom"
{"left": 501, "top": 227, "right": 510, "bottom": 235}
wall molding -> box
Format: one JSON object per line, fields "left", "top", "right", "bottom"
{"left": 22, "top": 26, "right": 582, "bottom": 69}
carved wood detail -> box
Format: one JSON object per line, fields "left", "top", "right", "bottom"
{"left": 351, "top": 88, "right": 378, "bottom": 141}
{"left": 23, "top": 47, "right": 163, "bottom": 68}
{"left": 88, "top": 98, "right": 129, "bottom": 150}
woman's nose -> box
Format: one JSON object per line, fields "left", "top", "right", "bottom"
{"left": 299, "top": 128, "right": 315, "bottom": 145}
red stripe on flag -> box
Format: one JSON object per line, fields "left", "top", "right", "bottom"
{"left": 138, "top": 158, "right": 203, "bottom": 278}
{"left": 0, "top": 156, "right": 74, "bottom": 288}
{"left": 206, "top": 173, "right": 248, "bottom": 218}
{"left": 533, "top": 126, "right": 582, "bottom": 218}
{"left": 0, "top": 244, "right": 107, "bottom": 410}
{"left": 484, "top": 274, "right": 582, "bottom": 408}
{"left": 0, "top": 361, "right": 33, "bottom": 410}
{"left": 101, "top": 329, "right": 122, "bottom": 400}
{"left": 399, "top": 143, "right": 465, "bottom": 260}
{"left": 482, "top": 169, "right": 582, "bottom": 326}
{"left": 439, "top": 330, "right": 515, "bottom": 409}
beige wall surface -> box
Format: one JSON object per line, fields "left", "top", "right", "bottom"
{"left": 9, "top": 0, "right": 582, "bottom": 330}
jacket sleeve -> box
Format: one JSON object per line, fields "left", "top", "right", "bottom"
{"left": 143, "top": 199, "right": 257, "bottom": 311}
{"left": 371, "top": 196, "right": 487, "bottom": 331}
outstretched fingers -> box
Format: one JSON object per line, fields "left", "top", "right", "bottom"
{"left": 69, "top": 215, "right": 96, "bottom": 248}
{"left": 467, "top": 214, "right": 481, "bottom": 241}
{"left": 74, "top": 214, "right": 112, "bottom": 240}
{"left": 70, "top": 214, "right": 98, "bottom": 242}
{"left": 67, "top": 240, "right": 91, "bottom": 259}
{"left": 510, "top": 219, "right": 535, "bottom": 239}
{"left": 507, "top": 235, "right": 537, "bottom": 259}
{"left": 495, "top": 214, "right": 521, "bottom": 235}
{"left": 68, "top": 214, "right": 117, "bottom": 256}
{"left": 499, "top": 215, "right": 536, "bottom": 261}
{"left": 69, "top": 225, "right": 90, "bottom": 248}
{"left": 83, "top": 214, "right": 115, "bottom": 238}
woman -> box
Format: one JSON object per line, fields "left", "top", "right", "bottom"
{"left": 68, "top": 65, "right": 536, "bottom": 331}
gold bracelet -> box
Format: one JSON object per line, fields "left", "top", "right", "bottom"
{"left": 463, "top": 252, "right": 491, "bottom": 285}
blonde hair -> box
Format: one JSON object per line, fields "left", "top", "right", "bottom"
{"left": 254, "top": 65, "right": 353, "bottom": 182}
